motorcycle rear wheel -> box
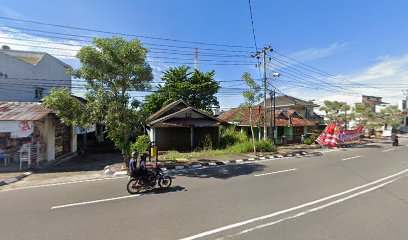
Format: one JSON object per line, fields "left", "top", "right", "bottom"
{"left": 158, "top": 176, "right": 172, "bottom": 188}
{"left": 127, "top": 179, "right": 141, "bottom": 194}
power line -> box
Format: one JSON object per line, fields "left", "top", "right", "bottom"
{"left": 0, "top": 26, "right": 254, "bottom": 54}
{"left": 0, "top": 35, "right": 253, "bottom": 58}
{"left": 0, "top": 16, "right": 253, "bottom": 49}
{"left": 247, "top": 0, "right": 258, "bottom": 51}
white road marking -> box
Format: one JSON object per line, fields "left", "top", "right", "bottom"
{"left": 1, "top": 176, "right": 127, "bottom": 191}
{"left": 341, "top": 155, "right": 362, "bottom": 161}
{"left": 221, "top": 177, "right": 400, "bottom": 239}
{"left": 254, "top": 168, "right": 297, "bottom": 177}
{"left": 382, "top": 149, "right": 395, "bottom": 152}
{"left": 179, "top": 168, "right": 408, "bottom": 240}
{"left": 51, "top": 194, "right": 140, "bottom": 209}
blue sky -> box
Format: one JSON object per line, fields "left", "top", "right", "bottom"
{"left": 1, "top": 0, "right": 408, "bottom": 109}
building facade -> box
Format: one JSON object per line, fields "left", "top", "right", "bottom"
{"left": 146, "top": 99, "right": 225, "bottom": 151}
{"left": 0, "top": 47, "right": 71, "bottom": 102}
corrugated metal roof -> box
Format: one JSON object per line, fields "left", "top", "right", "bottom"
{"left": 0, "top": 102, "right": 51, "bottom": 121}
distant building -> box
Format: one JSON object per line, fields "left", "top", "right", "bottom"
{"left": 0, "top": 46, "right": 71, "bottom": 102}
{"left": 362, "top": 95, "right": 387, "bottom": 112}
{"left": 260, "top": 96, "right": 323, "bottom": 124}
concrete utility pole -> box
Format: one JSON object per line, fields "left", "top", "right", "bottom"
{"left": 403, "top": 90, "right": 408, "bottom": 127}
{"left": 255, "top": 46, "right": 273, "bottom": 140}
{"left": 194, "top": 48, "right": 199, "bottom": 70}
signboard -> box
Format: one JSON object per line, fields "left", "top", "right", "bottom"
{"left": 0, "top": 120, "right": 34, "bottom": 138}
{"left": 75, "top": 124, "right": 96, "bottom": 134}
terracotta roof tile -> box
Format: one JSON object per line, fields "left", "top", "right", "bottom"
{"left": 219, "top": 106, "right": 316, "bottom": 127}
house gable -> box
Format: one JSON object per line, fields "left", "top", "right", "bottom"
{"left": 146, "top": 99, "right": 189, "bottom": 122}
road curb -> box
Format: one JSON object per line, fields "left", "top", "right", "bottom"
{"left": 0, "top": 172, "right": 33, "bottom": 187}
{"left": 104, "top": 151, "right": 310, "bottom": 176}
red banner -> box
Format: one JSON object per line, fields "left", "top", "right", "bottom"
{"left": 316, "top": 122, "right": 364, "bottom": 147}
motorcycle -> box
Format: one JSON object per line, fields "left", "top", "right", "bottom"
{"left": 392, "top": 138, "right": 399, "bottom": 146}
{"left": 392, "top": 134, "right": 399, "bottom": 146}
{"left": 127, "top": 166, "right": 172, "bottom": 194}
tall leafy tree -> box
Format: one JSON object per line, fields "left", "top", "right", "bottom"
{"left": 141, "top": 65, "right": 220, "bottom": 117}
{"left": 349, "top": 103, "right": 375, "bottom": 127}
{"left": 379, "top": 105, "right": 402, "bottom": 128}
{"left": 242, "top": 72, "right": 261, "bottom": 154}
{"left": 44, "top": 37, "right": 153, "bottom": 167}
{"left": 319, "top": 100, "right": 351, "bottom": 124}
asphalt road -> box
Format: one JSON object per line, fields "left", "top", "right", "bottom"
{"left": 1, "top": 138, "right": 408, "bottom": 240}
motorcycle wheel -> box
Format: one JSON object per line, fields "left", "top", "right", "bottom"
{"left": 158, "top": 176, "right": 172, "bottom": 188}
{"left": 127, "top": 179, "right": 141, "bottom": 194}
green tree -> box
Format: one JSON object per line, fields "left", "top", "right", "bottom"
{"left": 44, "top": 37, "right": 153, "bottom": 167}
{"left": 242, "top": 72, "right": 261, "bottom": 154}
{"left": 379, "top": 105, "right": 402, "bottom": 128}
{"left": 141, "top": 65, "right": 220, "bottom": 117}
{"left": 319, "top": 100, "right": 351, "bottom": 124}
{"left": 349, "top": 103, "right": 375, "bottom": 127}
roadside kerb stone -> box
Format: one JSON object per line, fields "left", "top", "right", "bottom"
{"left": 104, "top": 151, "right": 311, "bottom": 176}
{"left": 0, "top": 172, "right": 33, "bottom": 187}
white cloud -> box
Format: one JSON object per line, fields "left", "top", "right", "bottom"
{"left": 0, "top": 26, "right": 83, "bottom": 60}
{"left": 0, "top": 5, "right": 24, "bottom": 19}
{"left": 278, "top": 54, "right": 408, "bottom": 108}
{"left": 290, "top": 42, "right": 349, "bottom": 62}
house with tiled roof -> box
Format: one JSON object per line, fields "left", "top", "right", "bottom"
{"left": 219, "top": 105, "right": 317, "bottom": 144}
{"left": 145, "top": 99, "right": 226, "bottom": 151}
{"left": 260, "top": 95, "right": 323, "bottom": 124}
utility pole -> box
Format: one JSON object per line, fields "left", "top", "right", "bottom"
{"left": 269, "top": 90, "right": 276, "bottom": 144}
{"left": 403, "top": 90, "right": 408, "bottom": 127}
{"left": 194, "top": 48, "right": 199, "bottom": 70}
{"left": 254, "top": 46, "right": 273, "bottom": 140}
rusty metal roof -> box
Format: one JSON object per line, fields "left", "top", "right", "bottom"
{"left": 0, "top": 102, "right": 51, "bottom": 121}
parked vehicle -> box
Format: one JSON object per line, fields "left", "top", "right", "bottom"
{"left": 127, "top": 166, "right": 172, "bottom": 194}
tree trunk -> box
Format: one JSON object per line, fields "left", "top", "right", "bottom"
{"left": 123, "top": 149, "right": 130, "bottom": 169}
{"left": 249, "top": 107, "right": 256, "bottom": 155}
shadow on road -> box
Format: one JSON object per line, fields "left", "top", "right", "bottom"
{"left": 152, "top": 185, "right": 186, "bottom": 194}
{"left": 171, "top": 163, "right": 266, "bottom": 179}
{"left": 354, "top": 144, "right": 383, "bottom": 149}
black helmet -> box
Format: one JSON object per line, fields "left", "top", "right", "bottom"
{"left": 131, "top": 151, "right": 139, "bottom": 158}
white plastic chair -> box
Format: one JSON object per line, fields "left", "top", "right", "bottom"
{"left": 19, "top": 144, "right": 31, "bottom": 171}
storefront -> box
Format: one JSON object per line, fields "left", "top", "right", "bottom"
{"left": 55, "top": 120, "right": 71, "bottom": 157}
{"left": 0, "top": 120, "right": 46, "bottom": 170}
{"left": 0, "top": 102, "right": 77, "bottom": 171}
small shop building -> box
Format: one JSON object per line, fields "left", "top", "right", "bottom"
{"left": 145, "top": 99, "right": 226, "bottom": 151}
{"left": 0, "top": 102, "right": 78, "bottom": 170}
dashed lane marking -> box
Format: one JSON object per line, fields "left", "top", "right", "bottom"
{"left": 254, "top": 168, "right": 297, "bottom": 177}
{"left": 341, "top": 156, "right": 362, "bottom": 161}
{"left": 382, "top": 149, "right": 395, "bottom": 152}
{"left": 51, "top": 194, "right": 141, "bottom": 209}
{"left": 1, "top": 176, "right": 127, "bottom": 191}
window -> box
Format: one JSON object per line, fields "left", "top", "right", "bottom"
{"left": 35, "top": 87, "right": 44, "bottom": 99}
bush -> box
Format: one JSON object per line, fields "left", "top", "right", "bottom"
{"left": 303, "top": 138, "right": 314, "bottom": 145}
{"left": 220, "top": 126, "right": 248, "bottom": 147}
{"left": 131, "top": 135, "right": 151, "bottom": 153}
{"left": 228, "top": 141, "right": 253, "bottom": 153}
{"left": 255, "top": 140, "right": 277, "bottom": 152}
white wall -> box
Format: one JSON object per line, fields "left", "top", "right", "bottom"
{"left": 0, "top": 52, "right": 71, "bottom": 102}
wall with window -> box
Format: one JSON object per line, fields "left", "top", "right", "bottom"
{"left": 0, "top": 52, "right": 71, "bottom": 102}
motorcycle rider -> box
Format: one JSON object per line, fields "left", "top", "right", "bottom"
{"left": 391, "top": 132, "right": 399, "bottom": 146}
{"left": 129, "top": 151, "right": 139, "bottom": 179}
{"left": 138, "top": 151, "right": 150, "bottom": 186}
